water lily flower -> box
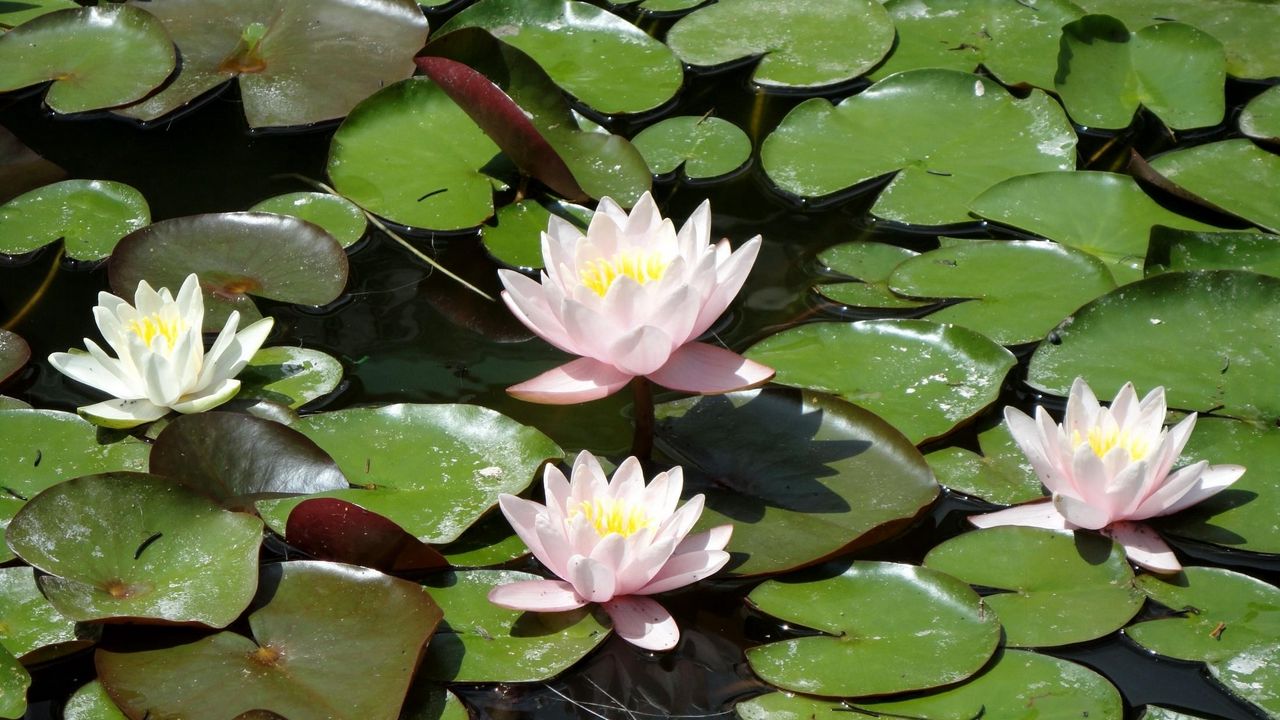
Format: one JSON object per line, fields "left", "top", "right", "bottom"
{"left": 48, "top": 274, "right": 273, "bottom": 429}
{"left": 489, "top": 451, "right": 733, "bottom": 651}
{"left": 970, "top": 378, "right": 1245, "bottom": 573}
{"left": 497, "top": 192, "right": 773, "bottom": 403}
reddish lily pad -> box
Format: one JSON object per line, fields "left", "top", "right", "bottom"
{"left": 6, "top": 472, "right": 263, "bottom": 626}
{"left": 656, "top": 388, "right": 939, "bottom": 577}
{"left": 256, "top": 404, "right": 561, "bottom": 544}
{"left": 150, "top": 412, "right": 349, "bottom": 511}
{"left": 109, "top": 212, "right": 349, "bottom": 331}
{"left": 0, "top": 330, "right": 29, "bottom": 386}
{"left": 97, "top": 561, "right": 443, "bottom": 720}
{"left": 285, "top": 498, "right": 449, "bottom": 573}
{"left": 116, "top": 0, "right": 428, "bottom": 128}
{"left": 0, "top": 5, "right": 176, "bottom": 114}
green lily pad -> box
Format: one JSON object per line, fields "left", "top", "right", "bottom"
{"left": 285, "top": 498, "right": 449, "bottom": 573}
{"left": 632, "top": 116, "right": 751, "bottom": 181}
{"left": 747, "top": 561, "right": 1001, "bottom": 696}
{"left": 256, "top": 404, "right": 560, "bottom": 544}
{"left": 1128, "top": 567, "right": 1280, "bottom": 717}
{"left": 656, "top": 388, "right": 939, "bottom": 577}
{"left": 6, "top": 472, "right": 263, "bottom": 626}
{"left": 250, "top": 193, "right": 367, "bottom": 248}
{"left": 114, "top": 0, "right": 428, "bottom": 128}
{"left": 609, "top": 0, "right": 707, "bottom": 12}
{"left": 1241, "top": 86, "right": 1280, "bottom": 143}
{"left": 0, "top": 647, "right": 27, "bottom": 720}
{"left": 109, "top": 211, "right": 349, "bottom": 331}
{"left": 480, "top": 199, "right": 590, "bottom": 270}
{"left": 0, "top": 398, "right": 29, "bottom": 411}
{"left": 327, "top": 78, "right": 503, "bottom": 231}
{"left": 971, "top": 171, "right": 1221, "bottom": 284}
{"left": 64, "top": 681, "right": 128, "bottom": 720}
{"left": 746, "top": 319, "right": 1016, "bottom": 443}
{"left": 0, "top": 330, "right": 28, "bottom": 386}
{"left": 925, "top": 419, "right": 1045, "bottom": 505}
{"left": 0, "top": 179, "right": 150, "bottom": 261}
{"left": 151, "top": 412, "right": 348, "bottom": 510}
{"left": 0, "top": 5, "right": 176, "bottom": 114}
{"left": 1140, "top": 708, "right": 1214, "bottom": 720}
{"left": 0, "top": 409, "right": 150, "bottom": 563}
{"left": 236, "top": 346, "right": 344, "bottom": 410}
{"left": 739, "top": 650, "right": 1122, "bottom": 719}
{"left": 1146, "top": 139, "right": 1280, "bottom": 233}
{"left": 925, "top": 527, "right": 1144, "bottom": 647}
{"left": 419, "top": 569, "right": 609, "bottom": 683}
{"left": 96, "top": 561, "right": 443, "bottom": 720}
{"left": 1055, "top": 16, "right": 1225, "bottom": 131}
{"left": 871, "top": 0, "right": 1084, "bottom": 88}
{"left": 1074, "top": 0, "right": 1280, "bottom": 79}
{"left": 1146, "top": 227, "right": 1280, "bottom": 278}
{"left": 436, "top": 0, "right": 682, "bottom": 114}
{"left": 435, "top": 512, "right": 527, "bottom": 568}
{"left": 399, "top": 681, "right": 469, "bottom": 720}
{"left": 0, "top": 566, "right": 97, "bottom": 664}
{"left": 762, "top": 69, "right": 1076, "bottom": 226}
{"left": 888, "top": 239, "right": 1117, "bottom": 344}
{"left": 1027, "top": 271, "right": 1280, "bottom": 424}
{"left": 814, "top": 242, "right": 931, "bottom": 310}
{"left": 0, "top": 0, "right": 76, "bottom": 28}
{"left": 1153, "top": 418, "right": 1280, "bottom": 555}
{"left": 666, "top": 0, "right": 893, "bottom": 89}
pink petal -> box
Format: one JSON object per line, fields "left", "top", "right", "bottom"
{"left": 642, "top": 467, "right": 684, "bottom": 521}
{"left": 1101, "top": 521, "right": 1181, "bottom": 573}
{"left": 542, "top": 464, "right": 572, "bottom": 522}
{"left": 534, "top": 514, "right": 574, "bottom": 579}
{"left": 609, "top": 325, "right": 674, "bottom": 377}
{"left": 601, "top": 596, "right": 680, "bottom": 651}
{"left": 1136, "top": 463, "right": 1245, "bottom": 519}
{"left": 646, "top": 342, "right": 774, "bottom": 395}
{"left": 607, "top": 456, "right": 647, "bottom": 507}
{"left": 1004, "top": 407, "right": 1065, "bottom": 495}
{"left": 637, "top": 549, "right": 731, "bottom": 595}
{"left": 568, "top": 450, "right": 610, "bottom": 509}
{"left": 499, "top": 272, "right": 576, "bottom": 353}
{"left": 672, "top": 524, "right": 733, "bottom": 555}
{"left": 567, "top": 555, "right": 617, "bottom": 603}
{"left": 969, "top": 501, "right": 1070, "bottom": 530}
{"left": 488, "top": 579, "right": 586, "bottom": 612}
{"left": 498, "top": 494, "right": 550, "bottom": 567}
{"left": 690, "top": 237, "right": 761, "bottom": 338}
{"left": 507, "top": 357, "right": 632, "bottom": 404}
{"left": 1054, "top": 493, "right": 1113, "bottom": 530}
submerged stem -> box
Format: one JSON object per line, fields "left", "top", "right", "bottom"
{"left": 631, "top": 376, "right": 654, "bottom": 462}
{"left": 3, "top": 243, "right": 64, "bottom": 330}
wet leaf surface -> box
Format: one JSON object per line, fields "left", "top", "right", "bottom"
{"left": 1147, "top": 140, "right": 1280, "bottom": 233}
{"left": 63, "top": 681, "right": 127, "bottom": 720}
{"left": 480, "top": 199, "right": 590, "bottom": 270}
{"left": 0, "top": 330, "right": 29, "bottom": 386}
{"left": 925, "top": 419, "right": 1045, "bottom": 505}
{"left": 814, "top": 242, "right": 930, "bottom": 310}
{"left": 285, "top": 498, "right": 449, "bottom": 573}
{"left": 1240, "top": 85, "right": 1280, "bottom": 143}
{"left": 0, "top": 180, "right": 149, "bottom": 261}
{"left": 0, "top": 566, "right": 97, "bottom": 663}
{"left": 235, "top": 346, "right": 344, "bottom": 410}
{"left": 249, "top": 193, "right": 367, "bottom": 248}
{"left": 1147, "top": 228, "right": 1280, "bottom": 279}
{"left": 0, "top": 647, "right": 28, "bottom": 720}
{"left": 632, "top": 116, "right": 751, "bottom": 181}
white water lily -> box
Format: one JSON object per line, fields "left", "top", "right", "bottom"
{"left": 48, "top": 274, "right": 273, "bottom": 428}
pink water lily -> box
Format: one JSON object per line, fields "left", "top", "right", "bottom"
{"left": 498, "top": 192, "right": 773, "bottom": 404}
{"left": 489, "top": 451, "right": 733, "bottom": 651}
{"left": 970, "top": 378, "right": 1245, "bottom": 573}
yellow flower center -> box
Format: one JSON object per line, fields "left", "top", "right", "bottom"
{"left": 579, "top": 250, "right": 669, "bottom": 297}
{"left": 572, "top": 499, "right": 653, "bottom": 537}
{"left": 1074, "top": 426, "right": 1150, "bottom": 461}
{"left": 128, "top": 314, "right": 185, "bottom": 351}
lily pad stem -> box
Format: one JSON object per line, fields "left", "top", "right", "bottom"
{"left": 631, "top": 376, "right": 654, "bottom": 462}
{"left": 3, "top": 243, "right": 63, "bottom": 330}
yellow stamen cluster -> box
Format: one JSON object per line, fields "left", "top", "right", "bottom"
{"left": 579, "top": 251, "right": 669, "bottom": 297}
{"left": 128, "top": 314, "right": 184, "bottom": 351}
{"left": 1074, "top": 426, "right": 1151, "bottom": 461}
{"left": 573, "top": 499, "right": 653, "bottom": 537}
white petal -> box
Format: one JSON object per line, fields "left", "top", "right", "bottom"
{"left": 170, "top": 378, "right": 241, "bottom": 414}
{"left": 1100, "top": 522, "right": 1181, "bottom": 573}
{"left": 78, "top": 398, "right": 169, "bottom": 429}
{"left": 48, "top": 351, "right": 136, "bottom": 399}
{"left": 602, "top": 595, "right": 679, "bottom": 651}
{"left": 200, "top": 316, "right": 273, "bottom": 389}
{"left": 968, "top": 501, "right": 1069, "bottom": 530}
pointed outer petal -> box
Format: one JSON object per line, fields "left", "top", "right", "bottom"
{"left": 542, "top": 464, "right": 573, "bottom": 524}
{"left": 606, "top": 456, "right": 648, "bottom": 509}
{"left": 132, "top": 278, "right": 162, "bottom": 317}
{"left": 167, "top": 328, "right": 200, "bottom": 394}
{"left": 566, "top": 554, "right": 617, "bottom": 603}
{"left": 643, "top": 467, "right": 684, "bottom": 521}
{"left": 83, "top": 339, "right": 144, "bottom": 394}
{"left": 1036, "top": 408, "right": 1069, "bottom": 475}
{"left": 497, "top": 494, "right": 552, "bottom": 564}
{"left": 1071, "top": 444, "right": 1111, "bottom": 505}
{"left": 1154, "top": 464, "right": 1247, "bottom": 517}
{"left": 78, "top": 398, "right": 169, "bottom": 429}
{"left": 1065, "top": 377, "right": 1101, "bottom": 439}
{"left": 498, "top": 272, "right": 576, "bottom": 353}
{"left": 651, "top": 493, "right": 706, "bottom": 549}
{"left": 140, "top": 351, "right": 182, "bottom": 406}
{"left": 1128, "top": 386, "right": 1168, "bottom": 441}
{"left": 1148, "top": 414, "right": 1198, "bottom": 487}
{"left": 646, "top": 342, "right": 775, "bottom": 396}
{"left": 169, "top": 378, "right": 240, "bottom": 414}
{"left": 644, "top": 285, "right": 701, "bottom": 349}
{"left": 1100, "top": 522, "right": 1181, "bottom": 573}
{"left": 635, "top": 549, "right": 731, "bottom": 595}
{"left": 689, "top": 236, "right": 762, "bottom": 338}
{"left": 1054, "top": 493, "right": 1114, "bottom": 530}
{"left": 488, "top": 579, "right": 587, "bottom": 612}
{"left": 568, "top": 450, "right": 611, "bottom": 508}
{"left": 95, "top": 290, "right": 131, "bottom": 317}
{"left": 589, "top": 532, "right": 627, "bottom": 572}
{"left": 608, "top": 325, "right": 674, "bottom": 377}
{"left": 175, "top": 274, "right": 202, "bottom": 316}
{"left": 676, "top": 200, "right": 711, "bottom": 259}
{"left": 1129, "top": 460, "right": 1209, "bottom": 519}
{"left": 48, "top": 350, "right": 135, "bottom": 399}
{"left": 1004, "top": 406, "right": 1064, "bottom": 493}
{"left": 1107, "top": 382, "right": 1140, "bottom": 425}
{"left": 209, "top": 317, "right": 273, "bottom": 384}
{"left": 602, "top": 596, "right": 679, "bottom": 651}
{"left": 562, "top": 301, "right": 623, "bottom": 361}
{"left": 534, "top": 514, "right": 575, "bottom": 579}
{"left": 198, "top": 310, "right": 242, "bottom": 386}
{"left": 581, "top": 211, "right": 625, "bottom": 261}
{"left": 968, "top": 501, "right": 1071, "bottom": 530}
{"left": 596, "top": 195, "right": 630, "bottom": 224}
{"left": 508, "top": 357, "right": 633, "bottom": 404}
{"left": 676, "top": 524, "right": 733, "bottom": 555}
{"left": 93, "top": 303, "right": 129, "bottom": 356}
{"left": 621, "top": 192, "right": 661, "bottom": 236}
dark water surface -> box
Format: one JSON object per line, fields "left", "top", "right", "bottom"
{"left": 2, "top": 20, "right": 1278, "bottom": 720}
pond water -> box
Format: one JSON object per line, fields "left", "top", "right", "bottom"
{"left": 2, "top": 1, "right": 1279, "bottom": 719}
